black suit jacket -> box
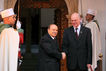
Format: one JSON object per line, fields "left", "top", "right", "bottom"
{"left": 39, "top": 33, "right": 62, "bottom": 71}
{"left": 62, "top": 25, "right": 92, "bottom": 70}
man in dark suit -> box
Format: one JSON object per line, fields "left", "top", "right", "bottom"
{"left": 39, "top": 24, "right": 66, "bottom": 71}
{"left": 62, "top": 13, "right": 92, "bottom": 71}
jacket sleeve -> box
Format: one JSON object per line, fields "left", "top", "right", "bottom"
{"left": 62, "top": 29, "right": 69, "bottom": 54}
{"left": 87, "top": 29, "right": 92, "bottom": 64}
{"left": 40, "top": 38, "right": 62, "bottom": 60}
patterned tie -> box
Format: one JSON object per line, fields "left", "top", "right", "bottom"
{"left": 75, "top": 28, "right": 78, "bottom": 39}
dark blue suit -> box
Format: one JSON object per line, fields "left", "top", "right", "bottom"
{"left": 62, "top": 25, "right": 92, "bottom": 71}
{"left": 39, "top": 33, "right": 62, "bottom": 71}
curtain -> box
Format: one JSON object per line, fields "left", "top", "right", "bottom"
{"left": 4, "top": 0, "right": 17, "bottom": 9}
{"left": 65, "top": 0, "right": 78, "bottom": 26}
{"left": 69, "top": 0, "right": 78, "bottom": 14}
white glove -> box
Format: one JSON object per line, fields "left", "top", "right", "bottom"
{"left": 16, "top": 20, "right": 21, "bottom": 29}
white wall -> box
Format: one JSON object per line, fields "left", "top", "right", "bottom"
{"left": 0, "top": 0, "right": 4, "bottom": 10}
{"left": 104, "top": 0, "right": 106, "bottom": 71}
{"left": 79, "top": 0, "right": 106, "bottom": 71}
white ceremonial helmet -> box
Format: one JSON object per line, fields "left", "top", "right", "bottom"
{"left": 87, "top": 9, "right": 97, "bottom": 16}
{"left": 0, "top": 8, "right": 15, "bottom": 18}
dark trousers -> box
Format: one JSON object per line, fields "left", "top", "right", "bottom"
{"left": 68, "top": 64, "right": 88, "bottom": 71}
{"left": 69, "top": 69, "right": 88, "bottom": 71}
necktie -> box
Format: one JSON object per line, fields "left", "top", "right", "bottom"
{"left": 75, "top": 28, "right": 78, "bottom": 39}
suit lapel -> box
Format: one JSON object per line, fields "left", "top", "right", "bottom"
{"left": 70, "top": 27, "right": 77, "bottom": 40}
{"left": 47, "top": 34, "right": 59, "bottom": 49}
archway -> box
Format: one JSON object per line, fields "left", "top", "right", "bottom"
{"left": 14, "top": 0, "right": 78, "bottom": 71}
{"left": 15, "top": 0, "right": 69, "bottom": 52}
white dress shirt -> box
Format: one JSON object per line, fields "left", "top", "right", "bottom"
{"left": 74, "top": 25, "right": 81, "bottom": 36}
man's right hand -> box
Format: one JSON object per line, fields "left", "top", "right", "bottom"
{"left": 61, "top": 52, "right": 66, "bottom": 60}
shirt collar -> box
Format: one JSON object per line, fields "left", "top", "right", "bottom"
{"left": 74, "top": 24, "right": 81, "bottom": 31}
{"left": 50, "top": 35, "right": 55, "bottom": 39}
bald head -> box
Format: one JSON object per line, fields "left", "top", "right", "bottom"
{"left": 71, "top": 13, "right": 80, "bottom": 19}
{"left": 71, "top": 13, "right": 80, "bottom": 28}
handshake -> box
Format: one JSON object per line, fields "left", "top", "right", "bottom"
{"left": 61, "top": 52, "right": 66, "bottom": 60}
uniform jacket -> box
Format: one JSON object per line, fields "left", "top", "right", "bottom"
{"left": 86, "top": 21, "right": 101, "bottom": 70}
{"left": 0, "top": 28, "right": 19, "bottom": 71}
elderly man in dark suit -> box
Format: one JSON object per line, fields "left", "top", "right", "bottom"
{"left": 62, "top": 13, "right": 92, "bottom": 71}
{"left": 39, "top": 24, "right": 66, "bottom": 71}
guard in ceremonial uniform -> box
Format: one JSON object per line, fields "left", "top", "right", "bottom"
{"left": 0, "top": 8, "right": 19, "bottom": 71}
